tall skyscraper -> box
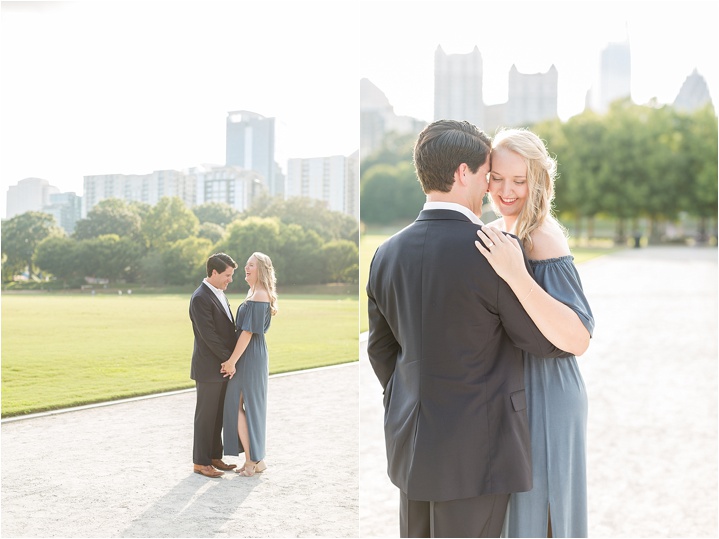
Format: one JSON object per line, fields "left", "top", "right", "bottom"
{"left": 225, "top": 110, "right": 285, "bottom": 197}
{"left": 595, "top": 39, "right": 632, "bottom": 113}
{"left": 434, "top": 45, "right": 484, "bottom": 127}
{"left": 506, "top": 64, "right": 558, "bottom": 127}
{"left": 45, "top": 192, "right": 82, "bottom": 234}
{"left": 673, "top": 69, "right": 714, "bottom": 113}
{"left": 360, "top": 78, "right": 426, "bottom": 160}
{"left": 5, "top": 177, "right": 59, "bottom": 219}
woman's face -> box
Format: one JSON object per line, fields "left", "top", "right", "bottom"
{"left": 488, "top": 147, "right": 529, "bottom": 219}
{"left": 244, "top": 256, "right": 259, "bottom": 287}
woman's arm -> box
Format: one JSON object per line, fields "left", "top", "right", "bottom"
{"left": 476, "top": 226, "right": 590, "bottom": 356}
{"left": 221, "top": 330, "right": 253, "bottom": 378}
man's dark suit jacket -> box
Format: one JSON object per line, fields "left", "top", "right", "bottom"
{"left": 366, "top": 209, "right": 571, "bottom": 503}
{"left": 189, "top": 282, "right": 237, "bottom": 382}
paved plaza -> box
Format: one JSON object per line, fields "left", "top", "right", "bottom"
{"left": 360, "top": 246, "right": 718, "bottom": 538}
{"left": 2, "top": 363, "right": 359, "bottom": 538}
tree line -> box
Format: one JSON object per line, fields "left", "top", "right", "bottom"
{"left": 361, "top": 100, "right": 718, "bottom": 243}
{"left": 1, "top": 196, "right": 359, "bottom": 288}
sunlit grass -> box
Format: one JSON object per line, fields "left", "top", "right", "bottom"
{"left": 1, "top": 293, "right": 358, "bottom": 417}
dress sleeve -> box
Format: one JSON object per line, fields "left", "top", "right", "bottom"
{"left": 535, "top": 258, "right": 595, "bottom": 337}
{"left": 238, "top": 302, "right": 270, "bottom": 334}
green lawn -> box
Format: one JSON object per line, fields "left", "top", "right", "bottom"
{"left": 360, "top": 230, "right": 618, "bottom": 333}
{"left": 1, "top": 293, "right": 358, "bottom": 417}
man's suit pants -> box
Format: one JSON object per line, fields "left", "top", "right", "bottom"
{"left": 400, "top": 490, "right": 510, "bottom": 538}
{"left": 193, "top": 380, "right": 227, "bottom": 465}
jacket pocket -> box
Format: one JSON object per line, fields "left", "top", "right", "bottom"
{"left": 510, "top": 389, "right": 527, "bottom": 412}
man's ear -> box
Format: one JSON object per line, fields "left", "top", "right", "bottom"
{"left": 455, "top": 163, "right": 468, "bottom": 186}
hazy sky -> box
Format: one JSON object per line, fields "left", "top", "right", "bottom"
{"left": 360, "top": 0, "right": 719, "bottom": 121}
{"left": 0, "top": 0, "right": 360, "bottom": 217}
{"left": 2, "top": 0, "right": 718, "bottom": 220}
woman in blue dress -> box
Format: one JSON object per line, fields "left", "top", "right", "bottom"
{"left": 475, "top": 128, "right": 595, "bottom": 537}
{"left": 221, "top": 252, "right": 278, "bottom": 477}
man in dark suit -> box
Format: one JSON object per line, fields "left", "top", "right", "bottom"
{"left": 366, "top": 120, "right": 571, "bottom": 537}
{"left": 189, "top": 252, "right": 239, "bottom": 478}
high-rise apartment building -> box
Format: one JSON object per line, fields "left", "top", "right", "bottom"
{"left": 286, "top": 153, "right": 358, "bottom": 217}
{"left": 44, "top": 192, "right": 82, "bottom": 234}
{"left": 434, "top": 45, "right": 484, "bottom": 127}
{"left": 5, "top": 177, "right": 59, "bottom": 219}
{"left": 83, "top": 169, "right": 194, "bottom": 216}
{"left": 190, "top": 165, "right": 265, "bottom": 212}
{"left": 225, "top": 110, "right": 285, "bottom": 197}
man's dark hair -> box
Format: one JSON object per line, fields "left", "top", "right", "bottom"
{"left": 413, "top": 120, "right": 492, "bottom": 193}
{"left": 206, "top": 252, "right": 238, "bottom": 277}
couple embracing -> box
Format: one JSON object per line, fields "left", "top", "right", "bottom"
{"left": 367, "top": 120, "right": 594, "bottom": 537}
{"left": 189, "top": 251, "right": 278, "bottom": 479}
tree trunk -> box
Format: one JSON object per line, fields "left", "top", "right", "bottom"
{"left": 648, "top": 217, "right": 662, "bottom": 245}
{"left": 615, "top": 218, "right": 627, "bottom": 245}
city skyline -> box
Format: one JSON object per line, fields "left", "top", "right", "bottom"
{"left": 359, "top": 0, "right": 718, "bottom": 124}
{"left": 0, "top": 1, "right": 359, "bottom": 219}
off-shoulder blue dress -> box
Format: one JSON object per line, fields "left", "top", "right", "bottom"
{"left": 223, "top": 300, "right": 272, "bottom": 462}
{"left": 503, "top": 256, "right": 595, "bottom": 538}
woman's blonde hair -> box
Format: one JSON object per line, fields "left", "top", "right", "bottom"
{"left": 248, "top": 252, "right": 278, "bottom": 315}
{"left": 491, "top": 128, "right": 563, "bottom": 252}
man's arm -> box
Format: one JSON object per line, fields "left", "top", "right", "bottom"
{"left": 366, "top": 292, "right": 400, "bottom": 390}
{"left": 366, "top": 252, "right": 400, "bottom": 391}
{"left": 497, "top": 279, "right": 571, "bottom": 358}
{"left": 485, "top": 230, "right": 572, "bottom": 359}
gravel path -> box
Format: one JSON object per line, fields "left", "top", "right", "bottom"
{"left": 360, "top": 246, "right": 718, "bottom": 538}
{"left": 2, "top": 363, "right": 359, "bottom": 538}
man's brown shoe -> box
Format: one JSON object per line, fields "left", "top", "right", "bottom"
{"left": 211, "top": 459, "right": 237, "bottom": 471}
{"left": 194, "top": 464, "right": 223, "bottom": 478}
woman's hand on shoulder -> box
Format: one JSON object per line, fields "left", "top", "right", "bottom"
{"left": 475, "top": 226, "right": 528, "bottom": 284}
{"left": 528, "top": 219, "right": 571, "bottom": 260}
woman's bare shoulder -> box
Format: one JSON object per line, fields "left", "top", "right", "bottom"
{"left": 251, "top": 288, "right": 270, "bottom": 302}
{"left": 528, "top": 219, "right": 571, "bottom": 260}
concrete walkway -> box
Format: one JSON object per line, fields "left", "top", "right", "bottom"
{"left": 360, "top": 246, "right": 718, "bottom": 538}
{"left": 2, "top": 362, "right": 359, "bottom": 538}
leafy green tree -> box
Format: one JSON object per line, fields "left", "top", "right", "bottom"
{"left": 1, "top": 211, "right": 62, "bottom": 281}
{"left": 73, "top": 198, "right": 143, "bottom": 241}
{"left": 243, "top": 195, "right": 357, "bottom": 243}
{"left": 216, "top": 216, "right": 283, "bottom": 263}
{"left": 273, "top": 223, "right": 325, "bottom": 285}
{"left": 34, "top": 236, "right": 82, "bottom": 285}
{"left": 553, "top": 111, "right": 606, "bottom": 238}
{"left": 360, "top": 131, "right": 416, "bottom": 174}
{"left": 360, "top": 161, "right": 425, "bottom": 225}
{"left": 141, "top": 197, "right": 199, "bottom": 250}
{"left": 320, "top": 240, "right": 359, "bottom": 283}
{"left": 193, "top": 202, "right": 240, "bottom": 226}
{"left": 162, "top": 237, "right": 214, "bottom": 285}
{"left": 198, "top": 222, "right": 225, "bottom": 244}
{"left": 77, "top": 234, "right": 144, "bottom": 281}
{"left": 678, "top": 105, "right": 718, "bottom": 241}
